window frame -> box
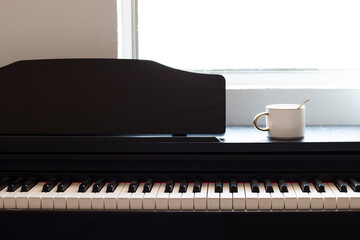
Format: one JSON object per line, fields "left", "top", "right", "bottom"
{"left": 118, "top": 0, "right": 138, "bottom": 59}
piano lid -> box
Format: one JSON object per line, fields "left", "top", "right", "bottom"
{"left": 0, "top": 59, "right": 225, "bottom": 135}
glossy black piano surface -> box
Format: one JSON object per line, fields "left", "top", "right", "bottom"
{"left": 0, "top": 126, "right": 359, "bottom": 180}
{"left": 0, "top": 59, "right": 225, "bottom": 135}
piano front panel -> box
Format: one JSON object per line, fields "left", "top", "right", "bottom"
{"left": 0, "top": 152, "right": 360, "bottom": 181}
{"left": 1, "top": 210, "right": 358, "bottom": 239}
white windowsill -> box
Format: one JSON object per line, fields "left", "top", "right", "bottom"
{"left": 194, "top": 70, "right": 360, "bottom": 90}
{"left": 213, "top": 70, "right": 360, "bottom": 126}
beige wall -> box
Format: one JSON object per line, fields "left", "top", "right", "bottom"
{"left": 0, "top": 0, "right": 118, "bottom": 67}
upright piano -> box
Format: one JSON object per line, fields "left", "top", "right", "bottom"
{"left": 0, "top": 59, "right": 359, "bottom": 239}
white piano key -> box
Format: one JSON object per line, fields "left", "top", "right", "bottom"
{"left": 130, "top": 183, "right": 145, "bottom": 210}
{"left": 232, "top": 183, "right": 245, "bottom": 210}
{"left": 118, "top": 183, "right": 132, "bottom": 210}
{"left": 79, "top": 183, "right": 94, "bottom": 209}
{"left": 194, "top": 183, "right": 208, "bottom": 210}
{"left": 28, "top": 183, "right": 47, "bottom": 209}
{"left": 258, "top": 184, "right": 271, "bottom": 210}
{"left": 328, "top": 183, "right": 350, "bottom": 209}
{"left": 0, "top": 187, "right": 9, "bottom": 208}
{"left": 3, "top": 188, "right": 22, "bottom": 209}
{"left": 321, "top": 183, "right": 336, "bottom": 210}
{"left": 346, "top": 183, "right": 360, "bottom": 209}
{"left": 283, "top": 183, "right": 297, "bottom": 210}
{"left": 169, "top": 183, "right": 182, "bottom": 210}
{"left": 292, "top": 183, "right": 310, "bottom": 210}
{"left": 67, "top": 183, "right": 88, "bottom": 209}
{"left": 181, "top": 183, "right": 194, "bottom": 210}
{"left": 155, "top": 183, "right": 169, "bottom": 210}
{"left": 54, "top": 183, "right": 79, "bottom": 210}
{"left": 104, "top": 182, "right": 125, "bottom": 210}
{"left": 91, "top": 184, "right": 108, "bottom": 210}
{"left": 308, "top": 184, "right": 324, "bottom": 210}
{"left": 207, "top": 183, "right": 220, "bottom": 210}
{"left": 42, "top": 184, "right": 60, "bottom": 209}
{"left": 220, "top": 183, "right": 232, "bottom": 210}
{"left": 271, "top": 184, "right": 285, "bottom": 210}
{"left": 16, "top": 184, "right": 43, "bottom": 209}
{"left": 244, "top": 183, "right": 258, "bottom": 210}
{"left": 143, "top": 183, "right": 160, "bottom": 210}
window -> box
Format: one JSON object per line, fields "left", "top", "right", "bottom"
{"left": 137, "top": 0, "right": 360, "bottom": 70}
{"left": 118, "top": 0, "right": 360, "bottom": 125}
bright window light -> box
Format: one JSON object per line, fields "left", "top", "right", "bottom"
{"left": 138, "top": 0, "right": 360, "bottom": 70}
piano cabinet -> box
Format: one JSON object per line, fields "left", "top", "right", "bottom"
{"left": 1, "top": 126, "right": 360, "bottom": 239}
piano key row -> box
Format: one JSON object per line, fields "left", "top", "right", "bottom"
{"left": 1, "top": 180, "right": 360, "bottom": 210}
{"left": 2, "top": 177, "right": 358, "bottom": 193}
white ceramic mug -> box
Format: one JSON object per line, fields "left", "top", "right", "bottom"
{"left": 253, "top": 104, "right": 305, "bottom": 139}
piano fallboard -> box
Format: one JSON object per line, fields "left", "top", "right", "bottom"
{"left": 0, "top": 126, "right": 359, "bottom": 180}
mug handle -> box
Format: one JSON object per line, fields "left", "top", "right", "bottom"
{"left": 253, "top": 112, "right": 269, "bottom": 131}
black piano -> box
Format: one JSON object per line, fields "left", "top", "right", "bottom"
{"left": 0, "top": 59, "right": 359, "bottom": 239}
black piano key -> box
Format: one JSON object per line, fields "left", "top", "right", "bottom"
{"left": 265, "top": 179, "right": 274, "bottom": 193}
{"left": 42, "top": 178, "right": 58, "bottom": 192}
{"left": 278, "top": 179, "right": 288, "bottom": 192}
{"left": 7, "top": 178, "right": 23, "bottom": 192}
{"left": 313, "top": 179, "right": 325, "bottom": 193}
{"left": 230, "top": 179, "right": 238, "bottom": 193}
{"left": 128, "top": 179, "right": 140, "bottom": 193}
{"left": 251, "top": 179, "right": 259, "bottom": 193}
{"left": 299, "top": 179, "right": 310, "bottom": 193}
{"left": 93, "top": 178, "right": 106, "bottom": 192}
{"left": 348, "top": 179, "right": 360, "bottom": 192}
{"left": 0, "top": 178, "right": 10, "bottom": 191}
{"left": 21, "top": 178, "right": 38, "bottom": 192}
{"left": 143, "top": 178, "right": 154, "bottom": 193}
{"left": 57, "top": 179, "right": 72, "bottom": 192}
{"left": 193, "top": 180, "right": 202, "bottom": 193}
{"left": 179, "top": 180, "right": 188, "bottom": 193}
{"left": 335, "top": 179, "right": 347, "bottom": 192}
{"left": 106, "top": 180, "right": 119, "bottom": 193}
{"left": 215, "top": 179, "right": 223, "bottom": 193}
{"left": 165, "top": 179, "right": 174, "bottom": 193}
{"left": 78, "top": 178, "right": 92, "bottom": 192}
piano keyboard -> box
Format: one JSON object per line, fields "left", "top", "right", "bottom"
{"left": 1, "top": 178, "right": 360, "bottom": 211}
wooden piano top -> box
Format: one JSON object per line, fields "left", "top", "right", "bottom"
{"left": 0, "top": 125, "right": 359, "bottom": 154}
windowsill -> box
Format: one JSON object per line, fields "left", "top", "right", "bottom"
{"left": 221, "top": 70, "right": 360, "bottom": 89}
{"left": 202, "top": 69, "right": 360, "bottom": 124}
{"left": 226, "top": 85, "right": 360, "bottom": 90}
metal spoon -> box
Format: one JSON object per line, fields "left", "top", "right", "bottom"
{"left": 298, "top": 99, "right": 310, "bottom": 109}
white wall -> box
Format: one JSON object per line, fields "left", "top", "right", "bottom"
{"left": 0, "top": 0, "right": 118, "bottom": 67}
